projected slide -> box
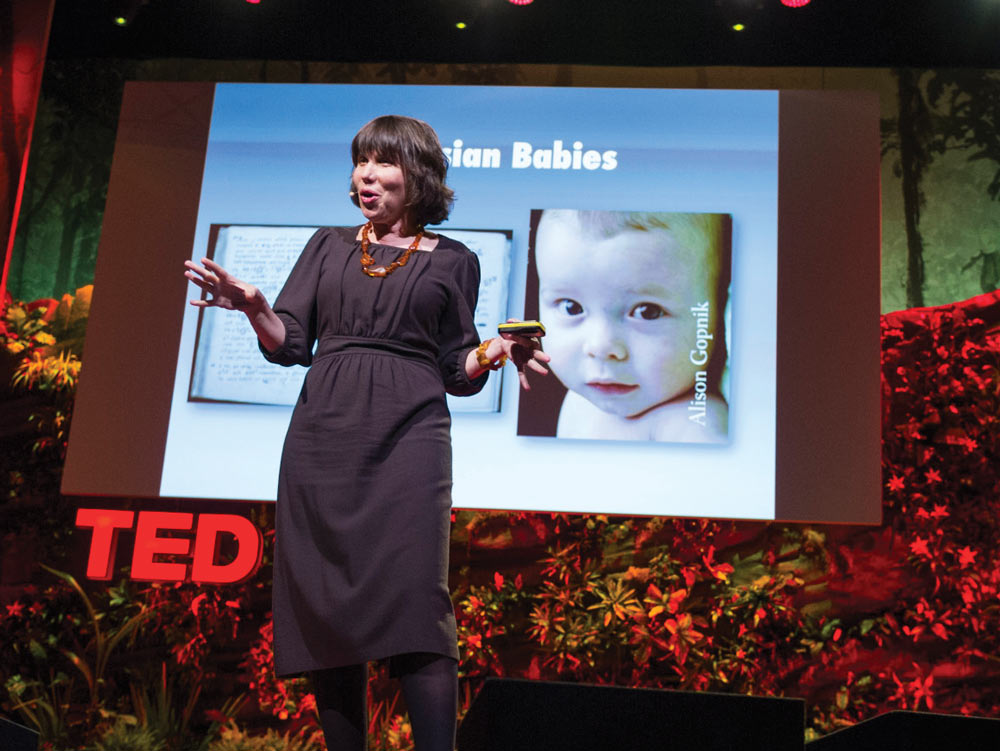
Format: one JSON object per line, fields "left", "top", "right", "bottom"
{"left": 63, "top": 82, "right": 881, "bottom": 522}
{"left": 157, "top": 84, "right": 778, "bottom": 517}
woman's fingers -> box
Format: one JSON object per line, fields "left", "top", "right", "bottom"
{"left": 184, "top": 257, "right": 255, "bottom": 311}
{"left": 525, "top": 358, "right": 548, "bottom": 376}
{"left": 201, "top": 257, "right": 227, "bottom": 276}
{"left": 184, "top": 259, "right": 218, "bottom": 279}
{"left": 184, "top": 272, "right": 212, "bottom": 293}
{"left": 500, "top": 337, "right": 549, "bottom": 391}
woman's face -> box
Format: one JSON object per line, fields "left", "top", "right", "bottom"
{"left": 352, "top": 153, "right": 407, "bottom": 229}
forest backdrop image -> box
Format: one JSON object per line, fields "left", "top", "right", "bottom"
{"left": 3, "top": 61, "right": 1000, "bottom": 749}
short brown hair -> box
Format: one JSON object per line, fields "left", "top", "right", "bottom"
{"left": 350, "top": 115, "right": 455, "bottom": 226}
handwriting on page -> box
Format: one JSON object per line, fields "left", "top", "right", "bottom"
{"left": 190, "top": 226, "right": 318, "bottom": 406}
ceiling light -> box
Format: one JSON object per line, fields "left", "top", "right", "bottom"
{"left": 109, "top": 0, "right": 148, "bottom": 26}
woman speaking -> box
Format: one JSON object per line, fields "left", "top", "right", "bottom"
{"left": 184, "top": 115, "right": 547, "bottom": 751}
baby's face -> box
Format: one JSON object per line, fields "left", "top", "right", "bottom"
{"left": 536, "top": 217, "right": 717, "bottom": 419}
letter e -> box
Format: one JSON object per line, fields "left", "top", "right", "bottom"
{"left": 131, "top": 511, "right": 193, "bottom": 582}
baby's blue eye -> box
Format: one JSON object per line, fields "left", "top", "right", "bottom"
{"left": 629, "top": 302, "right": 668, "bottom": 320}
{"left": 556, "top": 298, "right": 584, "bottom": 316}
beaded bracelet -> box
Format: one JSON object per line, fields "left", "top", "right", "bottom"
{"left": 476, "top": 338, "right": 508, "bottom": 371}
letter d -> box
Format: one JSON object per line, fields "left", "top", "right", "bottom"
{"left": 190, "top": 513, "right": 263, "bottom": 584}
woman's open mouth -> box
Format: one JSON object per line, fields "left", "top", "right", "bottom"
{"left": 360, "top": 190, "right": 379, "bottom": 206}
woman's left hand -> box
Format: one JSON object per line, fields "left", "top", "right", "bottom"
{"left": 466, "top": 322, "right": 550, "bottom": 389}
{"left": 497, "top": 321, "right": 551, "bottom": 390}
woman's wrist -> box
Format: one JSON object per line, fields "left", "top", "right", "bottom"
{"left": 475, "top": 337, "right": 508, "bottom": 371}
{"left": 246, "top": 299, "right": 286, "bottom": 353}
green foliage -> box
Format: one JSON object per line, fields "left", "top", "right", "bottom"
{"left": 0, "top": 566, "right": 158, "bottom": 742}
{"left": 0, "top": 567, "right": 252, "bottom": 749}
{"left": 128, "top": 663, "right": 246, "bottom": 751}
{"left": 1, "top": 292, "right": 88, "bottom": 576}
{"left": 40, "top": 565, "right": 158, "bottom": 716}
{"left": 451, "top": 514, "right": 824, "bottom": 692}
{"left": 4, "top": 671, "right": 71, "bottom": 742}
{"left": 206, "top": 724, "right": 323, "bottom": 751}
{"left": 90, "top": 721, "right": 166, "bottom": 751}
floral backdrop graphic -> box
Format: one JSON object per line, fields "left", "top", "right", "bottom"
{"left": 3, "top": 61, "right": 1000, "bottom": 749}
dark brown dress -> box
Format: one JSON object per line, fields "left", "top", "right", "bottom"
{"left": 261, "top": 226, "right": 487, "bottom": 676}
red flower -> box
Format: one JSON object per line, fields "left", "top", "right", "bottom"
{"left": 887, "top": 475, "right": 906, "bottom": 491}
{"left": 957, "top": 546, "right": 978, "bottom": 568}
{"left": 664, "top": 613, "right": 703, "bottom": 665}
{"left": 924, "top": 468, "right": 942, "bottom": 484}
{"left": 910, "top": 672, "right": 935, "bottom": 710}
{"left": 909, "top": 537, "right": 931, "bottom": 558}
{"left": 702, "top": 546, "right": 734, "bottom": 582}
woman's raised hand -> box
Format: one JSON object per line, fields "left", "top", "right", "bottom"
{"left": 184, "top": 258, "right": 264, "bottom": 312}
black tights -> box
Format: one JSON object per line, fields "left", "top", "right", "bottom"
{"left": 311, "top": 653, "right": 458, "bottom": 751}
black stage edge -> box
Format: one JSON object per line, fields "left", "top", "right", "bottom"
{"left": 0, "top": 716, "right": 39, "bottom": 751}
{"left": 457, "top": 678, "right": 804, "bottom": 751}
{"left": 805, "top": 710, "right": 1000, "bottom": 751}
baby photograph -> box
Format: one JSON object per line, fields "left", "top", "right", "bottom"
{"left": 517, "top": 208, "right": 732, "bottom": 444}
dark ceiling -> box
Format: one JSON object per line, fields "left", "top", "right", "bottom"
{"left": 47, "top": 0, "right": 1000, "bottom": 70}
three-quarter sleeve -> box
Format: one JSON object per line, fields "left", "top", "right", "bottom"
{"left": 437, "top": 248, "right": 489, "bottom": 397}
{"left": 259, "top": 227, "right": 329, "bottom": 367}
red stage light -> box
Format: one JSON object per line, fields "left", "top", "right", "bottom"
{"left": 780, "top": 0, "right": 811, "bottom": 6}
{"left": 245, "top": 0, "right": 261, "bottom": 4}
{"left": 508, "top": 0, "right": 534, "bottom": 5}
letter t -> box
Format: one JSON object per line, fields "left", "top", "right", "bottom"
{"left": 75, "top": 508, "right": 135, "bottom": 580}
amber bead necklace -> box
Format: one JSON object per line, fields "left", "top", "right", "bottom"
{"left": 359, "top": 221, "right": 424, "bottom": 278}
